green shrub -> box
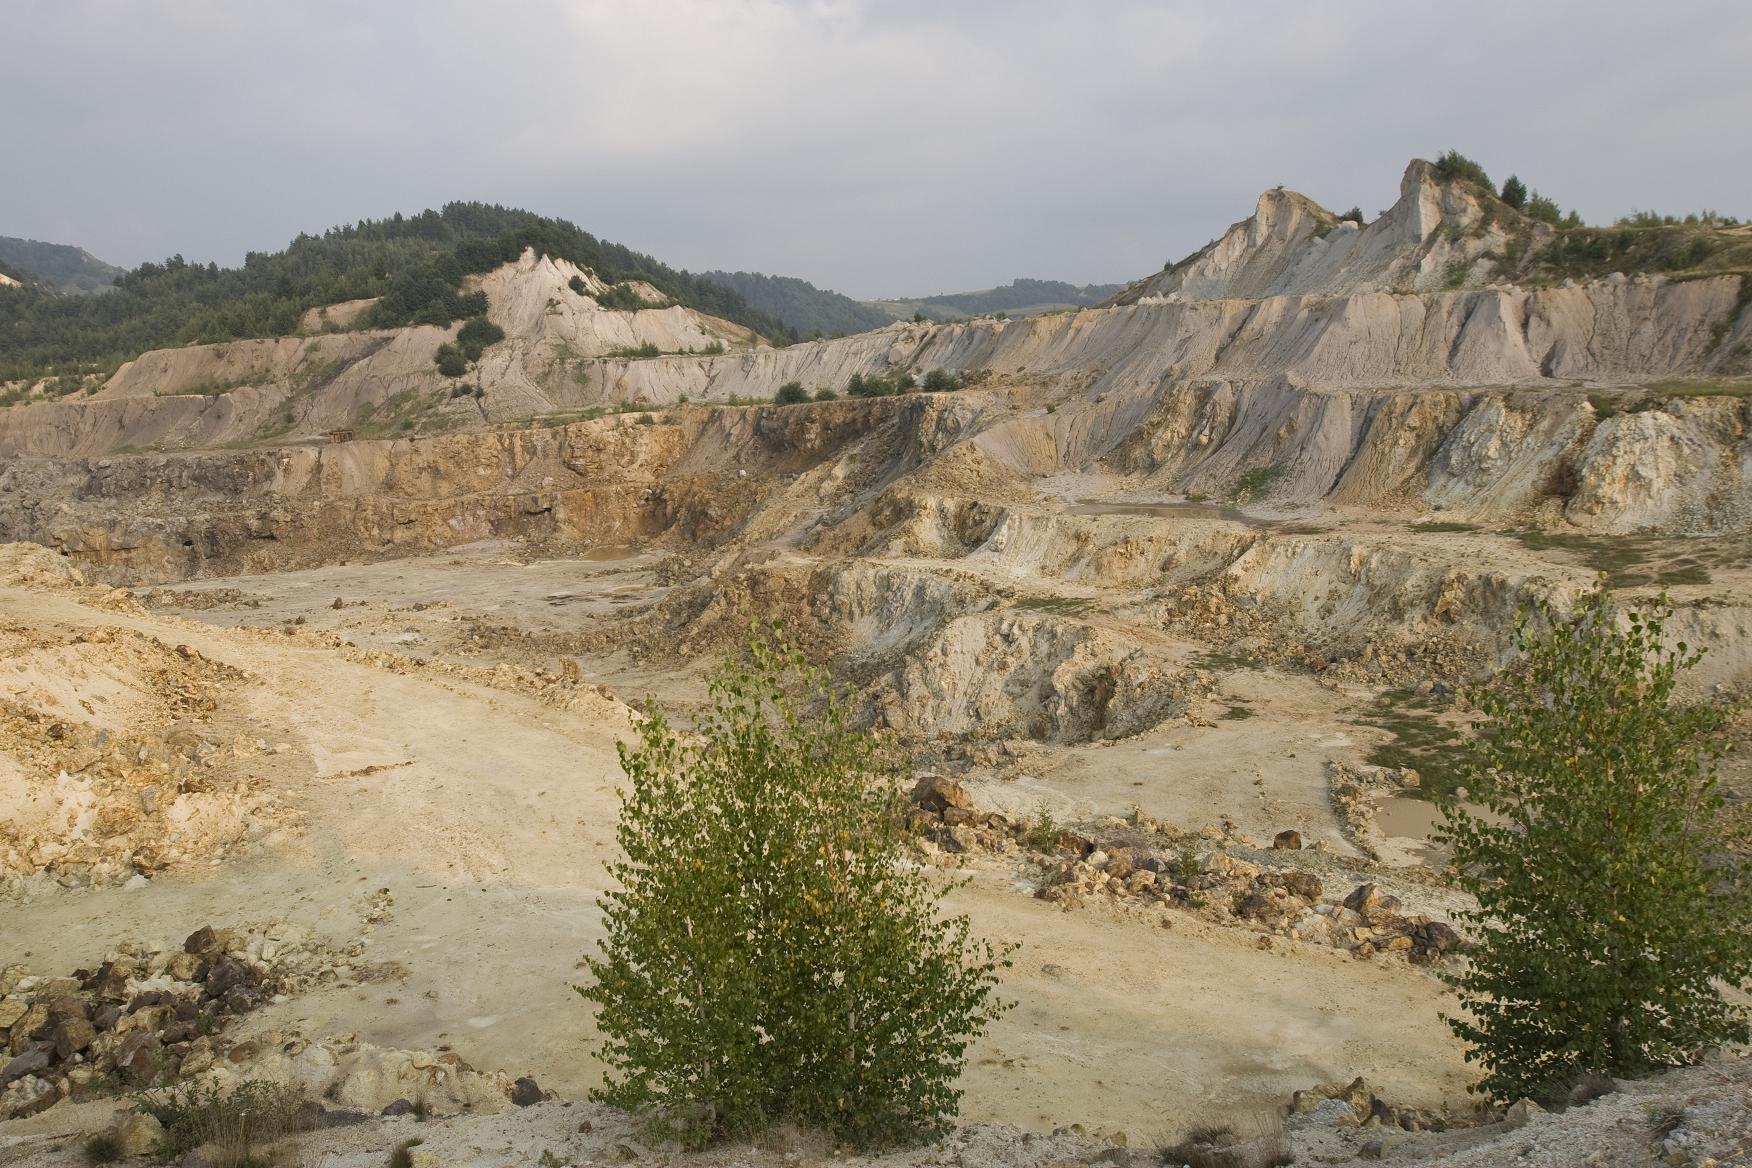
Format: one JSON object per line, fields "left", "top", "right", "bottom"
{"left": 1435, "top": 149, "right": 1493, "bottom": 192}
{"left": 1437, "top": 589, "right": 1752, "bottom": 1104}
{"left": 847, "top": 372, "right": 895, "bottom": 398}
{"left": 597, "top": 284, "right": 663, "bottom": 311}
{"left": 699, "top": 340, "right": 726, "bottom": 356}
{"left": 775, "top": 381, "right": 809, "bottom": 405}
{"left": 434, "top": 343, "right": 467, "bottom": 378}
{"left": 578, "top": 631, "right": 1012, "bottom": 1146}
{"left": 1023, "top": 807, "right": 1058, "bottom": 852}
{"left": 813, "top": 387, "right": 837, "bottom": 402}
{"left": 608, "top": 342, "right": 663, "bottom": 359}
{"left": 456, "top": 316, "right": 505, "bottom": 359}
{"left": 1338, "top": 206, "right": 1365, "bottom": 225}
{"left": 636, "top": 412, "right": 655, "bottom": 425}
{"left": 921, "top": 368, "right": 959, "bottom": 393}
{"left": 568, "top": 274, "right": 588, "bottom": 295}
{"left": 1527, "top": 192, "right": 1566, "bottom": 226}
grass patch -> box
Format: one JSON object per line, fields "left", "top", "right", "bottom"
{"left": 139, "top": 1080, "right": 311, "bottom": 1168}
{"left": 81, "top": 1135, "right": 123, "bottom": 1166}
{"left": 1191, "top": 649, "right": 1264, "bottom": 672}
{"left": 1410, "top": 520, "right": 1480, "bottom": 533}
{"left": 1013, "top": 595, "right": 1094, "bottom": 616}
{"left": 1229, "top": 464, "right": 1286, "bottom": 503}
{"left": 1159, "top": 1118, "right": 1291, "bottom": 1168}
{"left": 1508, "top": 530, "right": 1718, "bottom": 588}
{"left": 1221, "top": 704, "right": 1255, "bottom": 721}
{"left": 1355, "top": 687, "right": 1470, "bottom": 801}
{"left": 1638, "top": 376, "right": 1752, "bottom": 400}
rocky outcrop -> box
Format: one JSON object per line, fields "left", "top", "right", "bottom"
{"left": 1128, "top": 159, "right": 1544, "bottom": 301}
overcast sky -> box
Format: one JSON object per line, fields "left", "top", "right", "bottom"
{"left": 4, "top": 1, "right": 1749, "bottom": 298}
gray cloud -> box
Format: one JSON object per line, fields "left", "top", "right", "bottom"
{"left": 4, "top": 0, "right": 1748, "bottom": 297}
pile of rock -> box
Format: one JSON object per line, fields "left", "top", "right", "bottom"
{"left": 906, "top": 774, "right": 1029, "bottom": 855}
{"left": 1288, "top": 1075, "right": 1449, "bottom": 1134}
{"left": 904, "top": 774, "right": 1464, "bottom": 965}
{"left": 1033, "top": 830, "right": 1462, "bottom": 964}
{"left": 0, "top": 645, "right": 292, "bottom": 895}
{"left": 0, "top": 922, "right": 381, "bottom": 1120}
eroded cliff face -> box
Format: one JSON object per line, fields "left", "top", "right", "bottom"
{"left": 3, "top": 160, "right": 1750, "bottom": 593}
{"left": 4, "top": 373, "right": 1750, "bottom": 591}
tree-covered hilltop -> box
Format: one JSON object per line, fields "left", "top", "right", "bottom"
{"left": 0, "top": 203, "right": 793, "bottom": 381}
{"left": 700, "top": 269, "right": 892, "bottom": 338}
{"left": 0, "top": 236, "right": 125, "bottom": 295}
{"left": 871, "top": 277, "right": 1126, "bottom": 321}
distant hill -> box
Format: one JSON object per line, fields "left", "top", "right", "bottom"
{"left": 0, "top": 203, "right": 792, "bottom": 379}
{"left": 868, "top": 278, "right": 1127, "bottom": 322}
{"left": 0, "top": 236, "right": 125, "bottom": 294}
{"left": 699, "top": 270, "right": 892, "bottom": 338}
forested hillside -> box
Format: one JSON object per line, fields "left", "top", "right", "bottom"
{"left": 0, "top": 204, "right": 791, "bottom": 380}
{"left": 870, "top": 277, "right": 1126, "bottom": 321}
{"left": 0, "top": 236, "right": 124, "bottom": 295}
{"left": 700, "top": 270, "right": 891, "bottom": 337}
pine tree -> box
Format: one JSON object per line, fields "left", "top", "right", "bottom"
{"left": 1437, "top": 588, "right": 1752, "bottom": 1104}
{"left": 1500, "top": 175, "right": 1528, "bottom": 211}
{"left": 578, "top": 631, "right": 1012, "bottom": 1146}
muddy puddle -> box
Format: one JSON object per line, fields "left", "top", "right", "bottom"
{"left": 1375, "top": 793, "right": 1498, "bottom": 866}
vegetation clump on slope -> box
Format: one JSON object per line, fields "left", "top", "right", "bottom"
{"left": 0, "top": 203, "right": 793, "bottom": 381}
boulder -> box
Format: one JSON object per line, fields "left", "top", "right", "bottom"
{"left": 1272, "top": 829, "right": 1303, "bottom": 850}
{"left": 910, "top": 774, "right": 974, "bottom": 814}
{"left": 0, "top": 1074, "right": 57, "bottom": 1119}
{"left": 54, "top": 1016, "right": 97, "bottom": 1059}
{"left": 509, "top": 1076, "right": 545, "bottom": 1106}
{"left": 113, "top": 1111, "right": 166, "bottom": 1156}
{"left": 1280, "top": 871, "right": 1323, "bottom": 901}
{"left": 0, "top": 1046, "right": 51, "bottom": 1086}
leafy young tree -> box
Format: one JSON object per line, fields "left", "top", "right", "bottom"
{"left": 1437, "top": 589, "right": 1752, "bottom": 1104}
{"left": 1500, "top": 175, "right": 1528, "bottom": 211}
{"left": 578, "top": 632, "right": 1012, "bottom": 1146}
{"left": 1338, "top": 206, "right": 1366, "bottom": 225}
{"left": 774, "top": 381, "right": 809, "bottom": 405}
